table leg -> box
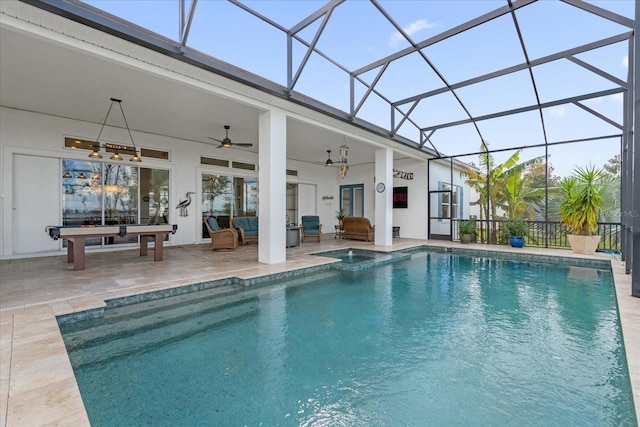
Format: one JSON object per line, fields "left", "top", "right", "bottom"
{"left": 153, "top": 233, "right": 164, "bottom": 261}
{"left": 140, "top": 234, "right": 164, "bottom": 261}
{"left": 140, "top": 236, "right": 149, "bottom": 256}
{"left": 68, "top": 237, "right": 85, "bottom": 271}
{"left": 67, "top": 240, "right": 74, "bottom": 264}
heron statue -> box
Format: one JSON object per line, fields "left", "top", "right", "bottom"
{"left": 176, "top": 191, "right": 195, "bottom": 217}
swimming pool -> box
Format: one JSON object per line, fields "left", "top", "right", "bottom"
{"left": 60, "top": 251, "right": 637, "bottom": 426}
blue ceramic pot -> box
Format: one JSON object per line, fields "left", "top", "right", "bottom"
{"left": 509, "top": 236, "right": 525, "bottom": 248}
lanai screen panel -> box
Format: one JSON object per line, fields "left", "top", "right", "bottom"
{"left": 78, "top": 0, "right": 632, "bottom": 165}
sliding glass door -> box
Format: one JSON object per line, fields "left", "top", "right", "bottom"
{"left": 201, "top": 173, "right": 258, "bottom": 236}
{"left": 61, "top": 159, "right": 170, "bottom": 246}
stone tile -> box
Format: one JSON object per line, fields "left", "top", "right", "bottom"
{"left": 6, "top": 378, "right": 89, "bottom": 427}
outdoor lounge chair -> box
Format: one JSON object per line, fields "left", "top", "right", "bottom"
{"left": 301, "top": 215, "right": 322, "bottom": 243}
{"left": 231, "top": 216, "right": 259, "bottom": 245}
{"left": 203, "top": 217, "right": 238, "bottom": 250}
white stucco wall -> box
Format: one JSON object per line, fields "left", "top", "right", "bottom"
{"left": 392, "top": 158, "right": 429, "bottom": 239}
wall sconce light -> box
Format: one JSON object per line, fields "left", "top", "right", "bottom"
{"left": 89, "top": 98, "right": 141, "bottom": 162}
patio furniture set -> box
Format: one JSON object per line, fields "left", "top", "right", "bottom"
{"left": 203, "top": 215, "right": 377, "bottom": 250}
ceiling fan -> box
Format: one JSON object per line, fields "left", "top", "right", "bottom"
{"left": 323, "top": 149, "right": 344, "bottom": 167}
{"left": 208, "top": 125, "right": 253, "bottom": 148}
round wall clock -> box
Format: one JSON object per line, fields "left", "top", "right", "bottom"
{"left": 376, "top": 182, "right": 386, "bottom": 193}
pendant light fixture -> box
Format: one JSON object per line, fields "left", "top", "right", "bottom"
{"left": 89, "top": 98, "right": 142, "bottom": 162}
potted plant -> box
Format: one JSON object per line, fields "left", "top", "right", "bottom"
{"left": 458, "top": 220, "right": 477, "bottom": 244}
{"left": 559, "top": 165, "right": 605, "bottom": 254}
{"left": 335, "top": 208, "right": 346, "bottom": 226}
{"left": 503, "top": 220, "right": 528, "bottom": 248}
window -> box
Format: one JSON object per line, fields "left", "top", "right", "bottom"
{"left": 202, "top": 174, "right": 233, "bottom": 217}
{"left": 140, "top": 168, "right": 170, "bottom": 225}
{"left": 438, "top": 182, "right": 463, "bottom": 219}
{"left": 201, "top": 173, "right": 259, "bottom": 236}
{"left": 61, "top": 159, "right": 170, "bottom": 246}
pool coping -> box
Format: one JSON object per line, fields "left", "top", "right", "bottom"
{"left": 2, "top": 243, "right": 638, "bottom": 425}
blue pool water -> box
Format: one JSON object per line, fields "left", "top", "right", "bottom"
{"left": 61, "top": 251, "right": 637, "bottom": 426}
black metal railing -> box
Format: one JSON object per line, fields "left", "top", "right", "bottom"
{"left": 452, "top": 219, "right": 621, "bottom": 252}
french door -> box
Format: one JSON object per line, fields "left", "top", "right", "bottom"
{"left": 340, "top": 184, "right": 364, "bottom": 217}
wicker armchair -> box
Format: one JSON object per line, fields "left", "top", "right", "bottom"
{"left": 203, "top": 217, "right": 238, "bottom": 250}
{"left": 342, "top": 217, "right": 374, "bottom": 242}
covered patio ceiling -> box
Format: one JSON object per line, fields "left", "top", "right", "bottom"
{"left": 0, "top": 0, "right": 634, "bottom": 169}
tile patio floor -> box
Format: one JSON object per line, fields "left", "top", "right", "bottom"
{"left": 1, "top": 237, "right": 638, "bottom": 425}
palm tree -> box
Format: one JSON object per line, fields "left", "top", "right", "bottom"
{"left": 559, "top": 165, "right": 606, "bottom": 236}
{"left": 462, "top": 146, "right": 544, "bottom": 242}
{"left": 501, "top": 156, "right": 545, "bottom": 220}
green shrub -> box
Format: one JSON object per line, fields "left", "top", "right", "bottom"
{"left": 503, "top": 220, "right": 528, "bottom": 237}
{"left": 458, "top": 220, "right": 477, "bottom": 236}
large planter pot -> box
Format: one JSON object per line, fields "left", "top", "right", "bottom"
{"left": 567, "top": 235, "right": 601, "bottom": 254}
{"left": 460, "top": 234, "right": 472, "bottom": 244}
{"left": 509, "top": 236, "right": 525, "bottom": 248}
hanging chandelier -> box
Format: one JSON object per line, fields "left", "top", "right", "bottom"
{"left": 89, "top": 98, "right": 141, "bottom": 162}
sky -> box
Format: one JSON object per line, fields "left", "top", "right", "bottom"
{"left": 84, "top": 0, "right": 635, "bottom": 178}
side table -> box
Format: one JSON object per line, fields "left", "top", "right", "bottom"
{"left": 286, "top": 226, "right": 301, "bottom": 247}
{"left": 334, "top": 224, "right": 344, "bottom": 239}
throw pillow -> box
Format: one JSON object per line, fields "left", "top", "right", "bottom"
{"left": 208, "top": 217, "right": 220, "bottom": 231}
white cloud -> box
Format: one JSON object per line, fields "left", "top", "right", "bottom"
{"left": 389, "top": 19, "right": 437, "bottom": 47}
{"left": 549, "top": 107, "right": 566, "bottom": 118}
{"left": 622, "top": 55, "right": 628, "bottom": 67}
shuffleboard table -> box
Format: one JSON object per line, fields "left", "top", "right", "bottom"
{"left": 45, "top": 224, "right": 178, "bottom": 271}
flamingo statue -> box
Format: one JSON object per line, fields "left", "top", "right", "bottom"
{"left": 176, "top": 191, "right": 195, "bottom": 217}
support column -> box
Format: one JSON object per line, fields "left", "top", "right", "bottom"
{"left": 374, "top": 147, "right": 393, "bottom": 246}
{"left": 632, "top": 5, "right": 639, "bottom": 297}
{"left": 258, "top": 109, "right": 287, "bottom": 264}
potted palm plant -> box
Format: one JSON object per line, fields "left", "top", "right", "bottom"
{"left": 335, "top": 208, "right": 346, "bottom": 226}
{"left": 559, "top": 165, "right": 605, "bottom": 254}
{"left": 458, "top": 220, "right": 477, "bottom": 244}
{"left": 503, "top": 220, "right": 528, "bottom": 248}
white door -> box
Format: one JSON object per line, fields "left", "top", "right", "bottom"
{"left": 13, "top": 154, "right": 60, "bottom": 253}
{"left": 297, "top": 183, "right": 316, "bottom": 222}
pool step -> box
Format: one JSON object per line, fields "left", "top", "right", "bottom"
{"left": 62, "top": 269, "right": 342, "bottom": 367}
{"left": 65, "top": 295, "right": 259, "bottom": 367}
